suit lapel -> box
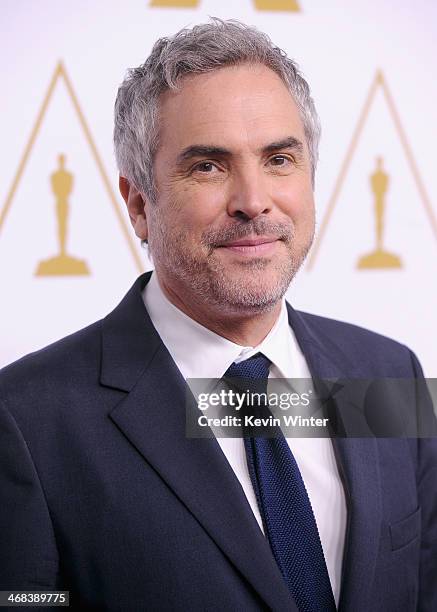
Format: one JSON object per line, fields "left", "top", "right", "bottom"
{"left": 101, "top": 274, "right": 296, "bottom": 612}
{"left": 287, "top": 305, "right": 382, "bottom": 611}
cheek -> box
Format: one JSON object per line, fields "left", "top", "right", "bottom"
{"left": 274, "top": 181, "right": 315, "bottom": 224}
{"left": 171, "top": 185, "right": 228, "bottom": 235}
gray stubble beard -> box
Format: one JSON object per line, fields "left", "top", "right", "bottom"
{"left": 149, "top": 215, "right": 314, "bottom": 315}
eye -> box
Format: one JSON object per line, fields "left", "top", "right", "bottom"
{"left": 192, "top": 161, "right": 219, "bottom": 173}
{"left": 268, "top": 155, "right": 292, "bottom": 167}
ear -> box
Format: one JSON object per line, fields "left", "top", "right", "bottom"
{"left": 119, "top": 176, "right": 149, "bottom": 241}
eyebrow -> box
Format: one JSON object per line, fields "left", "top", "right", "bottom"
{"left": 261, "top": 136, "right": 304, "bottom": 156}
{"left": 176, "top": 136, "right": 304, "bottom": 165}
{"left": 177, "top": 145, "right": 230, "bottom": 164}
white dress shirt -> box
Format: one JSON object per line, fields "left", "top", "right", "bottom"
{"left": 143, "top": 272, "right": 346, "bottom": 604}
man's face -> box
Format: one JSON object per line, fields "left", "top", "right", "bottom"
{"left": 145, "top": 63, "right": 315, "bottom": 316}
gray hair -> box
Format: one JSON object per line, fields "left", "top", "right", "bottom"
{"left": 114, "top": 18, "right": 321, "bottom": 202}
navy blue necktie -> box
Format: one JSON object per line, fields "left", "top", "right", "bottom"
{"left": 225, "top": 353, "right": 336, "bottom": 612}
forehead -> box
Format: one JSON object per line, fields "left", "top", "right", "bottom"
{"left": 156, "top": 63, "right": 306, "bottom": 157}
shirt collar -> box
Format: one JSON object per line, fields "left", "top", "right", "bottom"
{"left": 142, "top": 271, "right": 293, "bottom": 380}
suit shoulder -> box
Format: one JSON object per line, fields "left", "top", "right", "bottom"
{"left": 0, "top": 320, "right": 102, "bottom": 397}
{"left": 299, "top": 310, "right": 406, "bottom": 347}
{"left": 295, "top": 310, "right": 418, "bottom": 375}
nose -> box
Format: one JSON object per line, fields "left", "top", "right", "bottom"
{"left": 227, "top": 166, "right": 272, "bottom": 220}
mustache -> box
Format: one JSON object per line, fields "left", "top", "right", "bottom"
{"left": 202, "top": 218, "right": 294, "bottom": 248}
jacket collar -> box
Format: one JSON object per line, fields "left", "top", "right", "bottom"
{"left": 100, "top": 273, "right": 162, "bottom": 391}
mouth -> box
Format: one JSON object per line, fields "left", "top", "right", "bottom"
{"left": 216, "top": 236, "right": 281, "bottom": 256}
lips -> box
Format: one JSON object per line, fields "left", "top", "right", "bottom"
{"left": 219, "top": 236, "right": 278, "bottom": 248}
{"left": 217, "top": 236, "right": 280, "bottom": 255}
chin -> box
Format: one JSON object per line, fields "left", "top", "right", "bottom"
{"left": 209, "top": 276, "right": 288, "bottom": 313}
{"left": 220, "top": 295, "right": 282, "bottom": 316}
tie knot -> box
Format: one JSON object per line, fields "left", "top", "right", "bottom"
{"left": 225, "top": 352, "right": 271, "bottom": 380}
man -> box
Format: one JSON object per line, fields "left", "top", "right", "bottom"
{"left": 1, "top": 18, "right": 436, "bottom": 612}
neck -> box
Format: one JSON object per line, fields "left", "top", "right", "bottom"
{"left": 156, "top": 275, "right": 282, "bottom": 347}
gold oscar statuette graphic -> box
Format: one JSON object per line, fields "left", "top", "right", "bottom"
{"left": 0, "top": 61, "right": 143, "bottom": 274}
{"left": 253, "top": 0, "right": 300, "bottom": 10}
{"left": 35, "top": 154, "right": 90, "bottom": 276}
{"left": 307, "top": 70, "right": 437, "bottom": 271}
{"left": 149, "top": 0, "right": 300, "bottom": 10}
{"left": 357, "top": 157, "right": 402, "bottom": 269}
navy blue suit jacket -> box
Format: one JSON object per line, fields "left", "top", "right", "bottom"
{"left": 1, "top": 273, "right": 436, "bottom": 611}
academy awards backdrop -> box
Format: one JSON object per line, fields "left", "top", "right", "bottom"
{"left": 1, "top": 0, "right": 436, "bottom": 375}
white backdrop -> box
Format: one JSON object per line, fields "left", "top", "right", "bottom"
{"left": 1, "top": 0, "right": 436, "bottom": 374}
